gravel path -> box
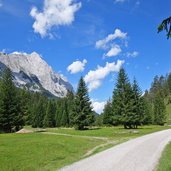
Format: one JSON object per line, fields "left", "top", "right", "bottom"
{"left": 59, "top": 129, "right": 171, "bottom": 171}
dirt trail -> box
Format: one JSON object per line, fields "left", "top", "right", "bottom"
{"left": 41, "top": 132, "right": 108, "bottom": 140}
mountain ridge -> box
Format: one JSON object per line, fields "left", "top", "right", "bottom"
{"left": 0, "top": 51, "right": 73, "bottom": 97}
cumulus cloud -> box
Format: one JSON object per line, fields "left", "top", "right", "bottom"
{"left": 126, "top": 51, "right": 139, "bottom": 58}
{"left": 30, "top": 0, "right": 81, "bottom": 37}
{"left": 96, "top": 29, "right": 127, "bottom": 49}
{"left": 67, "top": 59, "right": 87, "bottom": 74}
{"left": 91, "top": 100, "right": 106, "bottom": 114}
{"left": 96, "top": 29, "right": 127, "bottom": 58}
{"left": 84, "top": 60, "right": 125, "bottom": 92}
{"left": 105, "top": 44, "right": 121, "bottom": 58}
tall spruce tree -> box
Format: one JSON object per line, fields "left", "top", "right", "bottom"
{"left": 131, "top": 79, "right": 144, "bottom": 128}
{"left": 43, "top": 100, "right": 56, "bottom": 128}
{"left": 167, "top": 73, "right": 171, "bottom": 93}
{"left": 66, "top": 91, "right": 74, "bottom": 126}
{"left": 102, "top": 99, "right": 113, "bottom": 125}
{"left": 72, "top": 77, "right": 94, "bottom": 130}
{"left": 0, "top": 68, "right": 23, "bottom": 132}
{"left": 32, "top": 95, "right": 47, "bottom": 128}
{"left": 60, "top": 98, "right": 69, "bottom": 127}
{"left": 153, "top": 92, "right": 166, "bottom": 125}
{"left": 112, "top": 68, "right": 133, "bottom": 128}
{"left": 55, "top": 100, "right": 63, "bottom": 127}
{"left": 143, "top": 97, "right": 153, "bottom": 124}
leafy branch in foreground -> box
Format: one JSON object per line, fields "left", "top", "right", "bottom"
{"left": 158, "top": 16, "right": 171, "bottom": 39}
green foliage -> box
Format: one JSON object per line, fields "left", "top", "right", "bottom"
{"left": 102, "top": 99, "right": 113, "bottom": 125}
{"left": 143, "top": 98, "right": 153, "bottom": 124}
{"left": 72, "top": 77, "right": 94, "bottom": 130}
{"left": 43, "top": 100, "right": 56, "bottom": 128}
{"left": 112, "top": 69, "right": 144, "bottom": 129}
{"left": 158, "top": 16, "right": 171, "bottom": 39}
{"left": 60, "top": 98, "right": 69, "bottom": 127}
{"left": 32, "top": 95, "right": 47, "bottom": 128}
{"left": 145, "top": 73, "right": 171, "bottom": 125}
{"left": 153, "top": 92, "right": 166, "bottom": 125}
{"left": 94, "top": 114, "right": 103, "bottom": 126}
{"left": 112, "top": 68, "right": 130, "bottom": 126}
{"left": 0, "top": 68, "right": 24, "bottom": 133}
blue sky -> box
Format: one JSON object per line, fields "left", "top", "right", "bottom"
{"left": 0, "top": 0, "right": 171, "bottom": 113}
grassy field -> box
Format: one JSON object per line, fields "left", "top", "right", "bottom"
{"left": 47, "top": 125, "right": 171, "bottom": 139}
{"left": 157, "top": 142, "right": 171, "bottom": 171}
{"left": 0, "top": 126, "right": 170, "bottom": 171}
{"left": 0, "top": 133, "right": 103, "bottom": 171}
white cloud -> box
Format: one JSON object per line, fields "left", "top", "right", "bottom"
{"left": 126, "top": 51, "right": 139, "bottom": 58}
{"left": 67, "top": 59, "right": 87, "bottom": 74}
{"left": 96, "top": 29, "right": 127, "bottom": 49}
{"left": 84, "top": 60, "right": 124, "bottom": 92}
{"left": 30, "top": 0, "right": 81, "bottom": 38}
{"left": 105, "top": 44, "right": 121, "bottom": 58}
{"left": 11, "top": 51, "right": 28, "bottom": 56}
{"left": 91, "top": 100, "right": 106, "bottom": 114}
{"left": 0, "top": 3, "right": 2, "bottom": 7}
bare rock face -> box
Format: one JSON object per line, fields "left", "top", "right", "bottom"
{"left": 0, "top": 51, "right": 73, "bottom": 97}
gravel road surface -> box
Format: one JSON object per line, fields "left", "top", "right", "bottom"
{"left": 59, "top": 129, "right": 171, "bottom": 171}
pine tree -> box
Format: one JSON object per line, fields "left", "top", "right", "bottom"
{"left": 167, "top": 73, "right": 171, "bottom": 94}
{"left": 143, "top": 97, "right": 153, "bottom": 124}
{"left": 102, "top": 99, "right": 113, "bottom": 125}
{"left": 72, "top": 77, "right": 94, "bottom": 130}
{"left": 32, "top": 95, "right": 47, "bottom": 128}
{"left": 43, "top": 100, "right": 56, "bottom": 128}
{"left": 131, "top": 79, "right": 144, "bottom": 128}
{"left": 66, "top": 91, "right": 74, "bottom": 126}
{"left": 0, "top": 68, "right": 23, "bottom": 132}
{"left": 112, "top": 68, "right": 133, "bottom": 128}
{"left": 153, "top": 92, "right": 166, "bottom": 125}
{"left": 95, "top": 114, "right": 103, "bottom": 126}
{"left": 60, "top": 98, "right": 69, "bottom": 127}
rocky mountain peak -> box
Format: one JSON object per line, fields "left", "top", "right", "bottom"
{"left": 0, "top": 51, "right": 73, "bottom": 97}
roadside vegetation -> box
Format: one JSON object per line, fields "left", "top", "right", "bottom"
{"left": 157, "top": 142, "right": 171, "bottom": 171}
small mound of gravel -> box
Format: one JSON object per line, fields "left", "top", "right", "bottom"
{"left": 16, "top": 129, "right": 33, "bottom": 134}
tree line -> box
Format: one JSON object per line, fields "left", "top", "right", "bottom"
{"left": 101, "top": 69, "right": 169, "bottom": 127}
{"left": 0, "top": 68, "right": 95, "bottom": 132}
{"left": 0, "top": 67, "right": 169, "bottom": 133}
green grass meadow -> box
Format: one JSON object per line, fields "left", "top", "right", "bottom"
{"left": 0, "top": 133, "right": 102, "bottom": 171}
{"left": 47, "top": 125, "right": 171, "bottom": 139}
{"left": 0, "top": 126, "right": 170, "bottom": 171}
{"left": 157, "top": 142, "right": 171, "bottom": 171}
